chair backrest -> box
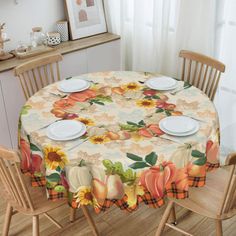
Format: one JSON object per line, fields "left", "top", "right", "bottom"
{"left": 14, "top": 53, "right": 63, "bottom": 100}
{"left": 0, "top": 146, "right": 34, "bottom": 212}
{"left": 179, "top": 50, "right": 225, "bottom": 101}
{"left": 218, "top": 153, "right": 236, "bottom": 218}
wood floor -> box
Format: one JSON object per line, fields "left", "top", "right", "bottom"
{"left": 0, "top": 198, "right": 236, "bottom": 236}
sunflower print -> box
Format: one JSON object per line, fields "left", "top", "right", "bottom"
{"left": 74, "top": 186, "right": 93, "bottom": 205}
{"left": 89, "top": 135, "right": 110, "bottom": 144}
{"left": 136, "top": 99, "right": 156, "bottom": 108}
{"left": 78, "top": 117, "right": 95, "bottom": 126}
{"left": 44, "top": 145, "right": 68, "bottom": 170}
{"left": 122, "top": 82, "right": 141, "bottom": 91}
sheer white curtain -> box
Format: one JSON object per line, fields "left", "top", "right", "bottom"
{"left": 104, "top": 0, "right": 236, "bottom": 161}
{"left": 214, "top": 0, "right": 236, "bottom": 157}
{"left": 104, "top": 0, "right": 216, "bottom": 78}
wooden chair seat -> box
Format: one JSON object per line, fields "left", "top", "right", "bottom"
{"left": 0, "top": 147, "right": 99, "bottom": 236}
{"left": 156, "top": 153, "right": 236, "bottom": 236}
{"left": 0, "top": 172, "right": 66, "bottom": 216}
{"left": 173, "top": 167, "right": 229, "bottom": 220}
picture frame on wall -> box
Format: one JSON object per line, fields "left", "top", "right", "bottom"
{"left": 64, "top": 0, "right": 107, "bottom": 40}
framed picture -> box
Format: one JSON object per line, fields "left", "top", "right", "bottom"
{"left": 64, "top": 0, "right": 107, "bottom": 40}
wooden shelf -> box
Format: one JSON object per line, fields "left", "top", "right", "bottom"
{"left": 0, "top": 33, "right": 120, "bottom": 73}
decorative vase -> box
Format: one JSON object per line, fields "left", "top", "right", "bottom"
{"left": 47, "top": 32, "right": 61, "bottom": 46}
{"left": 56, "top": 20, "right": 69, "bottom": 42}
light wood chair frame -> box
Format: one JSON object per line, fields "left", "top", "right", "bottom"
{"left": 179, "top": 50, "right": 225, "bottom": 101}
{"left": 14, "top": 53, "right": 63, "bottom": 100}
{"left": 156, "top": 153, "right": 236, "bottom": 236}
{"left": 0, "top": 146, "right": 99, "bottom": 236}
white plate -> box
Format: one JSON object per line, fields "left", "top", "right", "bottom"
{"left": 58, "top": 79, "right": 90, "bottom": 93}
{"left": 159, "top": 116, "right": 199, "bottom": 137}
{"left": 145, "top": 76, "right": 177, "bottom": 91}
{"left": 46, "top": 120, "right": 86, "bottom": 141}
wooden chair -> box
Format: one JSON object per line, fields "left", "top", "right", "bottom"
{"left": 14, "top": 53, "right": 63, "bottom": 99}
{"left": 0, "top": 146, "right": 99, "bottom": 236}
{"left": 156, "top": 153, "right": 236, "bottom": 236}
{"left": 179, "top": 50, "right": 225, "bottom": 101}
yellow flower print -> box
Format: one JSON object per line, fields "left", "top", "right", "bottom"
{"left": 44, "top": 145, "right": 68, "bottom": 170}
{"left": 89, "top": 135, "right": 110, "bottom": 144}
{"left": 136, "top": 99, "right": 156, "bottom": 108}
{"left": 75, "top": 186, "right": 93, "bottom": 205}
{"left": 78, "top": 117, "right": 95, "bottom": 126}
{"left": 122, "top": 82, "right": 141, "bottom": 91}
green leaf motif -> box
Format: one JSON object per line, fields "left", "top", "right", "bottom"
{"left": 129, "top": 162, "right": 150, "bottom": 169}
{"left": 126, "top": 153, "right": 143, "bottom": 161}
{"left": 120, "top": 124, "right": 139, "bottom": 132}
{"left": 91, "top": 100, "right": 105, "bottom": 105}
{"left": 145, "top": 152, "right": 157, "bottom": 166}
{"left": 127, "top": 121, "right": 139, "bottom": 126}
{"left": 193, "top": 157, "right": 207, "bottom": 166}
{"left": 79, "top": 159, "right": 86, "bottom": 167}
{"left": 156, "top": 108, "right": 164, "bottom": 113}
{"left": 191, "top": 150, "right": 205, "bottom": 158}
{"left": 165, "top": 110, "right": 171, "bottom": 116}
{"left": 152, "top": 95, "right": 160, "bottom": 99}
{"left": 30, "top": 143, "right": 41, "bottom": 152}
{"left": 96, "top": 95, "right": 113, "bottom": 102}
{"left": 56, "top": 166, "right": 61, "bottom": 172}
{"left": 138, "top": 120, "right": 146, "bottom": 126}
{"left": 46, "top": 173, "right": 61, "bottom": 183}
{"left": 20, "top": 105, "right": 32, "bottom": 115}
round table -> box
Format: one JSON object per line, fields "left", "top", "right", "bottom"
{"left": 19, "top": 71, "right": 220, "bottom": 213}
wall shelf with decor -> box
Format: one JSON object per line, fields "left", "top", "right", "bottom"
{"left": 0, "top": 33, "right": 120, "bottom": 73}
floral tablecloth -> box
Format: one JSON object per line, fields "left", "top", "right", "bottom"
{"left": 19, "top": 71, "right": 220, "bottom": 213}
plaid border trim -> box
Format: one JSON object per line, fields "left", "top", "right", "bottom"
{"left": 71, "top": 191, "right": 165, "bottom": 214}
{"left": 166, "top": 183, "right": 188, "bottom": 199}
{"left": 21, "top": 170, "right": 46, "bottom": 187}
{"left": 47, "top": 188, "right": 67, "bottom": 200}
{"left": 188, "top": 176, "right": 206, "bottom": 187}
{"left": 206, "top": 162, "right": 220, "bottom": 172}
{"left": 31, "top": 175, "right": 46, "bottom": 187}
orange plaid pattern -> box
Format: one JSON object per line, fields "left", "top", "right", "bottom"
{"left": 47, "top": 188, "right": 67, "bottom": 200}
{"left": 166, "top": 183, "right": 188, "bottom": 199}
{"left": 206, "top": 162, "right": 220, "bottom": 172}
{"left": 188, "top": 176, "right": 206, "bottom": 187}
{"left": 71, "top": 191, "right": 165, "bottom": 213}
{"left": 31, "top": 175, "right": 46, "bottom": 187}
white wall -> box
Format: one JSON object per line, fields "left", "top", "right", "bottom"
{"left": 0, "top": 0, "right": 65, "bottom": 50}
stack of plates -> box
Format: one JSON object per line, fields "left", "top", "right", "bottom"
{"left": 145, "top": 76, "right": 177, "bottom": 91}
{"left": 58, "top": 78, "right": 91, "bottom": 93}
{"left": 46, "top": 120, "right": 86, "bottom": 141}
{"left": 159, "top": 116, "right": 199, "bottom": 137}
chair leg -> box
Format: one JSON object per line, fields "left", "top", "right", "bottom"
{"left": 156, "top": 201, "right": 174, "bottom": 236}
{"left": 2, "top": 203, "right": 13, "bottom": 236}
{"left": 32, "top": 215, "right": 40, "bottom": 236}
{"left": 215, "top": 219, "right": 223, "bottom": 236}
{"left": 81, "top": 205, "right": 99, "bottom": 236}
{"left": 169, "top": 204, "right": 177, "bottom": 225}
{"left": 70, "top": 207, "right": 76, "bottom": 222}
